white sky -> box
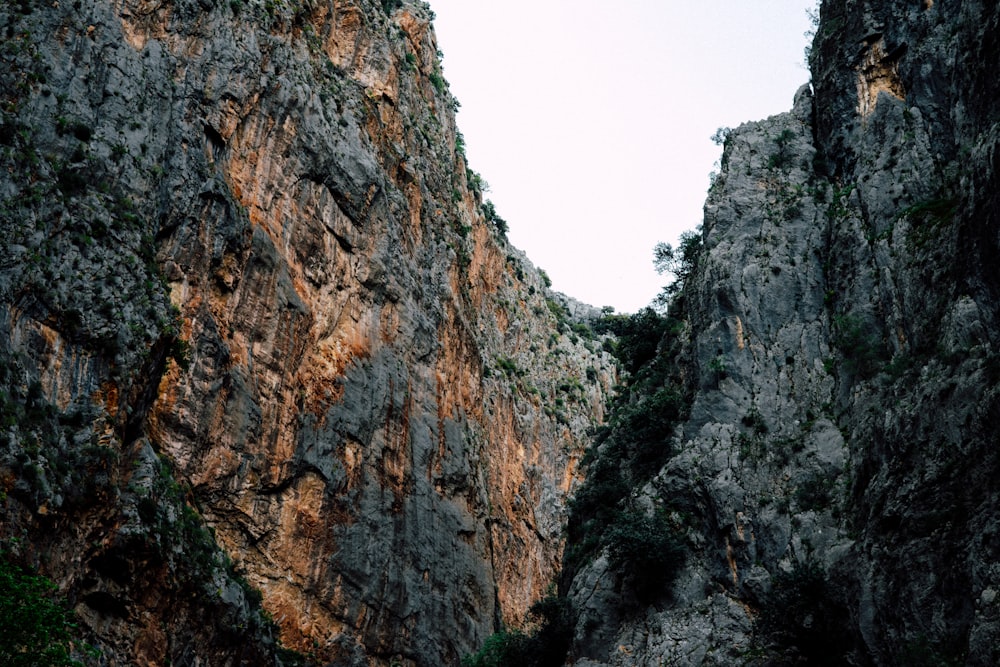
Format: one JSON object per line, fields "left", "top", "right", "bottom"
{"left": 429, "top": 0, "right": 817, "bottom": 313}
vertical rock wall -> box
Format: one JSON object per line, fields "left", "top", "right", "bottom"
{"left": 0, "top": 1, "right": 614, "bottom": 664}
{"left": 564, "top": 1, "right": 1000, "bottom": 665}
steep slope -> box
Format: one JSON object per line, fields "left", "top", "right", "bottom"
{"left": 0, "top": 1, "right": 614, "bottom": 665}
{"left": 562, "top": 1, "right": 1000, "bottom": 665}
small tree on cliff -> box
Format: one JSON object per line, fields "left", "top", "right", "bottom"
{"left": 0, "top": 553, "right": 82, "bottom": 666}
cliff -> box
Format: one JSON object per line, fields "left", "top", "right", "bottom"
{"left": 560, "top": 1, "right": 1000, "bottom": 665}
{"left": 0, "top": 1, "right": 614, "bottom": 664}
{"left": 4, "top": 0, "right": 999, "bottom": 665}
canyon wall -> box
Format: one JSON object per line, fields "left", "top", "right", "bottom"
{"left": 0, "top": 1, "right": 614, "bottom": 664}
{"left": 563, "top": 1, "right": 1000, "bottom": 665}
{"left": 4, "top": 0, "right": 999, "bottom": 665}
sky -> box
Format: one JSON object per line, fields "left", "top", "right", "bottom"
{"left": 429, "top": 0, "right": 818, "bottom": 313}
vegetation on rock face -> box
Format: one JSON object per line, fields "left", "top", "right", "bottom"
{"left": 563, "top": 302, "right": 692, "bottom": 597}
{"left": 464, "top": 235, "right": 701, "bottom": 664}
{"left": 560, "top": 236, "right": 700, "bottom": 592}
{"left": 603, "top": 509, "right": 685, "bottom": 601}
{"left": 461, "top": 594, "right": 573, "bottom": 667}
{"left": 749, "top": 560, "right": 852, "bottom": 666}
{"left": 0, "top": 552, "right": 83, "bottom": 667}
{"left": 652, "top": 228, "right": 703, "bottom": 302}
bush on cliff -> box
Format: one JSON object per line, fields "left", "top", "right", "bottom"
{"left": 605, "top": 509, "right": 686, "bottom": 603}
{"left": 462, "top": 594, "right": 573, "bottom": 667}
{"left": 752, "top": 560, "right": 852, "bottom": 666}
{"left": 0, "top": 552, "right": 82, "bottom": 666}
{"left": 564, "top": 301, "right": 693, "bottom": 604}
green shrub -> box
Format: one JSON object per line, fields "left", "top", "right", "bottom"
{"left": 754, "top": 560, "right": 851, "bottom": 665}
{"left": 767, "top": 129, "right": 796, "bottom": 171}
{"left": 463, "top": 595, "right": 573, "bottom": 667}
{"left": 428, "top": 71, "right": 447, "bottom": 94}
{"left": 832, "top": 314, "right": 885, "bottom": 377}
{"left": 605, "top": 510, "right": 685, "bottom": 602}
{"left": 481, "top": 200, "right": 507, "bottom": 235}
{"left": 567, "top": 456, "right": 627, "bottom": 541}
{"left": 545, "top": 298, "right": 567, "bottom": 325}
{"left": 495, "top": 356, "right": 523, "bottom": 378}
{"left": 0, "top": 554, "right": 82, "bottom": 666}
{"left": 652, "top": 229, "right": 703, "bottom": 300}
{"left": 463, "top": 630, "right": 529, "bottom": 667}
{"left": 794, "top": 474, "right": 834, "bottom": 512}
{"left": 567, "top": 300, "right": 692, "bottom": 576}
{"left": 593, "top": 307, "right": 671, "bottom": 375}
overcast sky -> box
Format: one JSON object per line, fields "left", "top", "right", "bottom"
{"left": 429, "top": 0, "right": 817, "bottom": 313}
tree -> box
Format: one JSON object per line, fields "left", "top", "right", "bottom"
{"left": 0, "top": 553, "right": 81, "bottom": 666}
{"left": 653, "top": 229, "right": 703, "bottom": 299}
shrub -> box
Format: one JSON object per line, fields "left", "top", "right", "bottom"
{"left": 767, "top": 129, "right": 797, "bottom": 170}
{"left": 832, "top": 314, "right": 885, "bottom": 377}
{"left": 495, "top": 356, "right": 522, "bottom": 378}
{"left": 794, "top": 474, "right": 834, "bottom": 512}
{"left": 615, "top": 386, "right": 684, "bottom": 479}
{"left": 0, "top": 553, "right": 81, "bottom": 666}
{"left": 754, "top": 560, "right": 851, "bottom": 665}
{"left": 652, "top": 229, "right": 703, "bottom": 300}
{"left": 593, "top": 307, "right": 671, "bottom": 375}
{"left": 462, "top": 631, "right": 529, "bottom": 667}
{"left": 567, "top": 456, "right": 627, "bottom": 540}
{"left": 428, "top": 71, "right": 447, "bottom": 94}
{"left": 481, "top": 200, "right": 507, "bottom": 235}
{"left": 462, "top": 595, "right": 573, "bottom": 667}
{"left": 605, "top": 510, "right": 685, "bottom": 601}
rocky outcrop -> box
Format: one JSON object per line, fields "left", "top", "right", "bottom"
{"left": 5, "top": 0, "right": 998, "bottom": 664}
{"left": 0, "top": 1, "right": 613, "bottom": 665}
{"left": 563, "top": 1, "right": 1000, "bottom": 665}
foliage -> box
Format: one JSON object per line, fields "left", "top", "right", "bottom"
{"left": 753, "top": 560, "right": 851, "bottom": 665}
{"left": 604, "top": 510, "right": 685, "bottom": 602}
{"left": 566, "top": 300, "right": 692, "bottom": 598}
{"left": 593, "top": 307, "right": 672, "bottom": 375}
{"left": 0, "top": 553, "right": 82, "bottom": 666}
{"left": 653, "top": 228, "right": 703, "bottom": 301}
{"left": 428, "top": 71, "right": 447, "bottom": 95}
{"left": 495, "top": 356, "right": 523, "bottom": 378}
{"left": 708, "top": 354, "right": 727, "bottom": 379}
{"left": 481, "top": 200, "right": 508, "bottom": 236}
{"left": 832, "top": 314, "right": 885, "bottom": 377}
{"left": 380, "top": 0, "right": 402, "bottom": 13}
{"left": 767, "top": 129, "right": 797, "bottom": 171}
{"left": 710, "top": 126, "right": 731, "bottom": 147}
{"left": 900, "top": 636, "right": 967, "bottom": 667}
{"left": 135, "top": 455, "right": 221, "bottom": 582}
{"left": 462, "top": 594, "right": 573, "bottom": 667}
{"left": 462, "top": 630, "right": 529, "bottom": 667}
{"left": 545, "top": 298, "right": 567, "bottom": 327}
{"left": 610, "top": 385, "right": 684, "bottom": 479}
{"left": 803, "top": 2, "right": 820, "bottom": 66}
{"left": 794, "top": 474, "right": 834, "bottom": 512}
{"left": 900, "top": 195, "right": 958, "bottom": 249}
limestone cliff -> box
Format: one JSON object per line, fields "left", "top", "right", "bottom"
{"left": 561, "top": 1, "right": 1000, "bottom": 665}
{"left": 0, "top": 1, "right": 614, "bottom": 664}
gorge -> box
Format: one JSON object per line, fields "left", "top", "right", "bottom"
{"left": 1, "top": 1, "right": 998, "bottom": 666}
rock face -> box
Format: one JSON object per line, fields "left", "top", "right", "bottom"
{"left": 0, "top": 1, "right": 613, "bottom": 665}
{"left": 563, "top": 1, "right": 1000, "bottom": 665}
{"left": 4, "top": 0, "right": 999, "bottom": 664}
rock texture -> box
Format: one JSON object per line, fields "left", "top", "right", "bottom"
{"left": 4, "top": 0, "right": 999, "bottom": 664}
{"left": 0, "top": 1, "right": 613, "bottom": 665}
{"left": 563, "top": 1, "right": 1000, "bottom": 665}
